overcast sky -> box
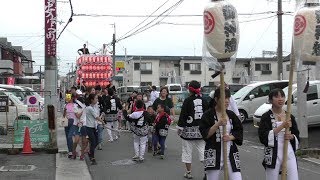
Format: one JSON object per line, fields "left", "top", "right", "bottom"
{"left": 0, "top": 0, "right": 299, "bottom": 75}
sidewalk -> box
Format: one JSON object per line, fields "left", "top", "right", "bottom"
{"left": 55, "top": 122, "right": 92, "bottom": 180}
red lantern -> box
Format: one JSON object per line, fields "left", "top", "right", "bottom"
{"left": 93, "top": 73, "right": 96, "bottom": 79}
{"left": 92, "top": 66, "right": 96, "bottom": 71}
{"left": 88, "top": 65, "right": 92, "bottom": 71}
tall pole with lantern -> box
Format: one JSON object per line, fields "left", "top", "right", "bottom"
{"left": 203, "top": 0, "right": 240, "bottom": 179}
{"left": 282, "top": 0, "right": 320, "bottom": 179}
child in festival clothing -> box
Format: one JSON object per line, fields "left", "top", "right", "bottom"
{"left": 153, "top": 104, "right": 172, "bottom": 159}
{"left": 258, "top": 89, "right": 299, "bottom": 180}
{"left": 147, "top": 106, "right": 156, "bottom": 151}
{"left": 123, "top": 100, "right": 151, "bottom": 162}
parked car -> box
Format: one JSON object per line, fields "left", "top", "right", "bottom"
{"left": 253, "top": 80, "right": 320, "bottom": 127}
{"left": 232, "top": 80, "right": 289, "bottom": 122}
{"left": 0, "top": 88, "right": 41, "bottom": 135}
{"left": 0, "top": 84, "right": 26, "bottom": 102}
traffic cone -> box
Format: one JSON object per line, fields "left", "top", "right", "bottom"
{"left": 22, "top": 127, "right": 34, "bottom": 154}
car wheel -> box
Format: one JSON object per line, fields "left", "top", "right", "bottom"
{"left": 0, "top": 126, "right": 7, "bottom": 135}
{"left": 239, "top": 110, "right": 247, "bottom": 123}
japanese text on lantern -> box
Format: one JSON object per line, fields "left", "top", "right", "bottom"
{"left": 312, "top": 10, "right": 320, "bottom": 56}
{"left": 223, "top": 5, "right": 237, "bottom": 53}
{"left": 45, "top": 0, "right": 57, "bottom": 57}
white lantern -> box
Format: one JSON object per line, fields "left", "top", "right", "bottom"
{"left": 204, "top": 0, "right": 240, "bottom": 62}
{"left": 293, "top": 0, "right": 320, "bottom": 65}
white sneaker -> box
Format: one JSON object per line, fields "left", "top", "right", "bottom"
{"left": 139, "top": 157, "right": 144, "bottom": 162}
{"left": 132, "top": 155, "right": 139, "bottom": 161}
{"left": 114, "top": 136, "right": 119, "bottom": 140}
{"left": 184, "top": 172, "right": 193, "bottom": 179}
{"left": 108, "top": 139, "right": 113, "bottom": 142}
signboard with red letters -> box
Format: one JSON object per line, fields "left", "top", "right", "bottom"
{"left": 27, "top": 96, "right": 39, "bottom": 113}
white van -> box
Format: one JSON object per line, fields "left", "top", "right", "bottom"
{"left": 0, "top": 84, "right": 26, "bottom": 102}
{"left": 233, "top": 80, "right": 289, "bottom": 122}
{"left": 165, "top": 84, "right": 183, "bottom": 93}
{"left": 253, "top": 80, "right": 320, "bottom": 127}
{"left": 0, "top": 88, "right": 40, "bottom": 135}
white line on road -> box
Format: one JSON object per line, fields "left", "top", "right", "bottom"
{"left": 239, "top": 147, "right": 251, "bottom": 153}
{"left": 302, "top": 158, "right": 320, "bottom": 166}
{"left": 299, "top": 166, "right": 320, "bottom": 175}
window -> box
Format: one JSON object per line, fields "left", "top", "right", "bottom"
{"left": 255, "top": 63, "right": 271, "bottom": 71}
{"left": 307, "top": 85, "right": 318, "bottom": 101}
{"left": 134, "top": 63, "right": 140, "bottom": 70}
{"left": 190, "top": 63, "right": 201, "bottom": 71}
{"left": 270, "top": 82, "right": 288, "bottom": 90}
{"left": 246, "top": 84, "right": 271, "bottom": 99}
{"left": 140, "top": 63, "right": 152, "bottom": 71}
{"left": 255, "top": 64, "right": 261, "bottom": 71}
{"left": 184, "top": 63, "right": 190, "bottom": 70}
{"left": 141, "top": 82, "right": 152, "bottom": 86}
{"left": 286, "top": 64, "right": 290, "bottom": 71}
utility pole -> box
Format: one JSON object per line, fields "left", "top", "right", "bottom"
{"left": 139, "top": 56, "right": 142, "bottom": 86}
{"left": 124, "top": 48, "right": 127, "bottom": 93}
{"left": 44, "top": 0, "right": 58, "bottom": 149}
{"left": 277, "top": 0, "right": 283, "bottom": 80}
{"left": 112, "top": 23, "right": 116, "bottom": 79}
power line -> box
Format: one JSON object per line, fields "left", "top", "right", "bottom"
{"left": 57, "top": 0, "right": 74, "bottom": 40}
{"left": 239, "top": 15, "right": 277, "bottom": 23}
{"left": 117, "top": 0, "right": 184, "bottom": 43}
{"left": 118, "top": 0, "right": 171, "bottom": 40}
{"left": 65, "top": 29, "right": 101, "bottom": 51}
{"left": 245, "top": 16, "right": 277, "bottom": 58}
{"left": 73, "top": 11, "right": 292, "bottom": 18}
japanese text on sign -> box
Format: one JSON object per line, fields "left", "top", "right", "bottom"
{"left": 313, "top": 10, "right": 320, "bottom": 56}
{"left": 45, "top": 0, "right": 57, "bottom": 57}
{"left": 223, "top": 5, "right": 237, "bottom": 53}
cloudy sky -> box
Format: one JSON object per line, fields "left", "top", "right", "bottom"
{"left": 0, "top": 0, "right": 300, "bottom": 75}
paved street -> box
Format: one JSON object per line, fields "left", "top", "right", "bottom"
{"left": 243, "top": 120, "right": 320, "bottom": 148}
{"left": 87, "top": 123, "right": 320, "bottom": 180}
{"left": 0, "top": 153, "right": 55, "bottom": 180}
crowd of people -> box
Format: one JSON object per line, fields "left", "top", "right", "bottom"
{"left": 61, "top": 80, "right": 300, "bottom": 180}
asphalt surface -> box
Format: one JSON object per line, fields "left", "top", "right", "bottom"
{"left": 0, "top": 153, "right": 55, "bottom": 180}
{"left": 87, "top": 124, "right": 320, "bottom": 180}
{"left": 243, "top": 120, "right": 320, "bottom": 148}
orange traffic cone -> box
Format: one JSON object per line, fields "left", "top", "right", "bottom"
{"left": 22, "top": 127, "right": 34, "bottom": 154}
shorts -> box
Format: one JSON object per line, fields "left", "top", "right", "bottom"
{"left": 181, "top": 139, "right": 205, "bottom": 163}
{"left": 71, "top": 125, "right": 87, "bottom": 137}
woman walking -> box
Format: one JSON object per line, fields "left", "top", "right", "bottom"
{"left": 258, "top": 89, "right": 299, "bottom": 180}
{"left": 63, "top": 94, "right": 77, "bottom": 158}
{"left": 199, "top": 88, "right": 243, "bottom": 180}
{"left": 85, "top": 93, "right": 104, "bottom": 165}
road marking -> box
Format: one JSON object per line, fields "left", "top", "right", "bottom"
{"left": 302, "top": 158, "right": 320, "bottom": 166}
{"left": 299, "top": 166, "right": 320, "bottom": 175}
{"left": 239, "top": 147, "right": 251, "bottom": 153}
{"left": 0, "top": 165, "right": 36, "bottom": 172}
{"left": 110, "top": 159, "right": 137, "bottom": 166}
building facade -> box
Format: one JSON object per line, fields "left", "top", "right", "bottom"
{"left": 0, "top": 38, "right": 34, "bottom": 84}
